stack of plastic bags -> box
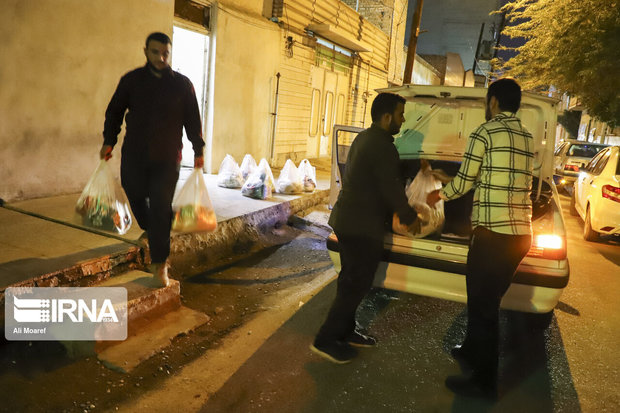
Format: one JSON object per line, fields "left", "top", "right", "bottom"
{"left": 276, "top": 159, "right": 303, "bottom": 194}
{"left": 75, "top": 160, "right": 132, "bottom": 234}
{"left": 217, "top": 154, "right": 244, "bottom": 188}
{"left": 401, "top": 161, "right": 445, "bottom": 238}
{"left": 298, "top": 159, "right": 317, "bottom": 192}
{"left": 241, "top": 158, "right": 275, "bottom": 199}
{"left": 172, "top": 168, "right": 217, "bottom": 233}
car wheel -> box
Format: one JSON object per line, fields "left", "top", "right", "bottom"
{"left": 583, "top": 205, "right": 600, "bottom": 242}
{"left": 569, "top": 189, "right": 578, "bottom": 216}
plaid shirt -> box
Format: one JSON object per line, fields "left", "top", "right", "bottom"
{"left": 441, "top": 112, "right": 534, "bottom": 235}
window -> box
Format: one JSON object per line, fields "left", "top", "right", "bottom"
{"left": 585, "top": 149, "right": 606, "bottom": 172}
{"left": 315, "top": 39, "right": 352, "bottom": 75}
{"left": 323, "top": 92, "right": 334, "bottom": 136}
{"left": 592, "top": 149, "right": 610, "bottom": 175}
{"left": 568, "top": 143, "right": 607, "bottom": 158}
{"left": 309, "top": 89, "right": 321, "bottom": 137}
{"left": 554, "top": 142, "right": 567, "bottom": 156}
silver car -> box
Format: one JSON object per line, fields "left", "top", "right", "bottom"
{"left": 554, "top": 140, "right": 609, "bottom": 191}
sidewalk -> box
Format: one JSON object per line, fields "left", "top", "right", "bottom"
{"left": 0, "top": 166, "right": 332, "bottom": 292}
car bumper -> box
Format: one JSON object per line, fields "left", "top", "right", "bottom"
{"left": 326, "top": 237, "right": 569, "bottom": 314}
{"left": 592, "top": 198, "right": 620, "bottom": 235}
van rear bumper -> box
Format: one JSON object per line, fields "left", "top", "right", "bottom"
{"left": 326, "top": 237, "right": 570, "bottom": 290}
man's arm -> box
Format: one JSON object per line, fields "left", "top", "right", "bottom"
{"left": 183, "top": 79, "right": 205, "bottom": 168}
{"left": 101, "top": 76, "right": 130, "bottom": 159}
{"left": 376, "top": 141, "right": 417, "bottom": 227}
{"left": 441, "top": 126, "right": 487, "bottom": 201}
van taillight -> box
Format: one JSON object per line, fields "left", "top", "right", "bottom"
{"left": 564, "top": 165, "right": 580, "bottom": 172}
{"left": 527, "top": 234, "right": 566, "bottom": 260}
{"left": 602, "top": 185, "right": 620, "bottom": 203}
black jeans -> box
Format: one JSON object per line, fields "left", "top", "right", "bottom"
{"left": 462, "top": 226, "right": 531, "bottom": 384}
{"left": 121, "top": 156, "right": 180, "bottom": 264}
{"left": 315, "top": 232, "right": 383, "bottom": 344}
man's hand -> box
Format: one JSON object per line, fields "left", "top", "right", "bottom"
{"left": 100, "top": 145, "right": 113, "bottom": 161}
{"left": 427, "top": 189, "right": 441, "bottom": 207}
{"left": 194, "top": 155, "right": 204, "bottom": 169}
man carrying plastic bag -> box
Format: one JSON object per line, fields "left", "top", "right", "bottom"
{"left": 172, "top": 169, "right": 217, "bottom": 232}
{"left": 75, "top": 160, "right": 133, "bottom": 235}
{"left": 99, "top": 32, "right": 205, "bottom": 288}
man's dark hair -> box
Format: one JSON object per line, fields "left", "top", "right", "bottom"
{"left": 145, "top": 32, "right": 171, "bottom": 47}
{"left": 371, "top": 92, "right": 406, "bottom": 122}
{"left": 487, "top": 78, "right": 522, "bottom": 113}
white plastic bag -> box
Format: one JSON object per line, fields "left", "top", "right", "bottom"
{"left": 298, "top": 159, "right": 317, "bottom": 192}
{"left": 241, "top": 158, "right": 275, "bottom": 200}
{"left": 172, "top": 168, "right": 217, "bottom": 232}
{"left": 75, "top": 160, "right": 132, "bottom": 234}
{"left": 217, "top": 154, "right": 244, "bottom": 188}
{"left": 240, "top": 154, "right": 257, "bottom": 182}
{"left": 403, "top": 162, "right": 445, "bottom": 238}
{"left": 276, "top": 159, "right": 303, "bottom": 194}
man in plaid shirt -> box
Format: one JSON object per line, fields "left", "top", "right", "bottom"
{"left": 428, "top": 78, "right": 534, "bottom": 399}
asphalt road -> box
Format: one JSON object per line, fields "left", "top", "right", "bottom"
{"left": 1, "top": 199, "right": 617, "bottom": 412}
{"left": 197, "top": 193, "right": 619, "bottom": 413}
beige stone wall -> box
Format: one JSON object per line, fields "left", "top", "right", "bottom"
{"left": 1, "top": 0, "right": 403, "bottom": 200}
{"left": 0, "top": 0, "right": 173, "bottom": 202}
{"left": 210, "top": 3, "right": 280, "bottom": 169}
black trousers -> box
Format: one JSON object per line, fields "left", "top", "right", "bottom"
{"left": 315, "top": 232, "right": 383, "bottom": 344}
{"left": 462, "top": 226, "right": 531, "bottom": 384}
{"left": 121, "top": 155, "right": 180, "bottom": 264}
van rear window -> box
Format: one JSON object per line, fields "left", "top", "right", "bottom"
{"left": 568, "top": 144, "right": 606, "bottom": 158}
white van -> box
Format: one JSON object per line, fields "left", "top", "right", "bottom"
{"left": 328, "top": 85, "right": 569, "bottom": 327}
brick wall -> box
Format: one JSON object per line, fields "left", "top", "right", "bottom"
{"left": 342, "top": 0, "right": 394, "bottom": 36}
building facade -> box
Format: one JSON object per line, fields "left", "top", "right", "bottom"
{"left": 1, "top": 0, "right": 441, "bottom": 202}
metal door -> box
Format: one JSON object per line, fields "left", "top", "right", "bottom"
{"left": 308, "top": 67, "right": 348, "bottom": 159}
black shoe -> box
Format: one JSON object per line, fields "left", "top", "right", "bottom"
{"left": 310, "top": 341, "right": 357, "bottom": 364}
{"left": 347, "top": 331, "right": 377, "bottom": 348}
{"left": 445, "top": 375, "right": 498, "bottom": 401}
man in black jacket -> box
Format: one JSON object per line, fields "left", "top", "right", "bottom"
{"left": 311, "top": 92, "right": 421, "bottom": 364}
{"left": 100, "top": 32, "right": 205, "bottom": 287}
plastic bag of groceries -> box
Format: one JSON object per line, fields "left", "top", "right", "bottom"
{"left": 171, "top": 168, "right": 217, "bottom": 233}
{"left": 298, "top": 159, "right": 317, "bottom": 192}
{"left": 241, "top": 158, "right": 275, "bottom": 200}
{"left": 276, "top": 159, "right": 303, "bottom": 194}
{"left": 401, "top": 161, "right": 445, "bottom": 238}
{"left": 240, "top": 154, "right": 257, "bottom": 182}
{"left": 217, "top": 154, "right": 244, "bottom": 188}
{"left": 75, "top": 160, "right": 132, "bottom": 234}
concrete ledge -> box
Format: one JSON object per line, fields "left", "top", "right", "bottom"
{"left": 168, "top": 188, "right": 329, "bottom": 278}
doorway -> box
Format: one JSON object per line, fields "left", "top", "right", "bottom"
{"left": 172, "top": 25, "right": 210, "bottom": 168}
{"left": 308, "top": 67, "right": 348, "bottom": 159}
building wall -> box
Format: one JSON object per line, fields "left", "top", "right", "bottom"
{"left": 0, "top": 0, "right": 174, "bottom": 202}
{"left": 268, "top": 0, "right": 396, "bottom": 166}
{"left": 407, "top": 0, "right": 502, "bottom": 71}
{"left": 0, "top": 0, "right": 407, "bottom": 200}
{"left": 209, "top": 3, "right": 280, "bottom": 170}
